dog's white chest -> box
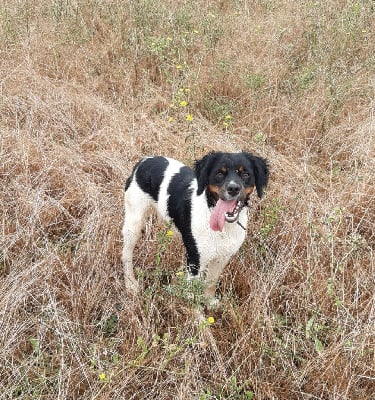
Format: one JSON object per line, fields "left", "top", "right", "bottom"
{"left": 191, "top": 190, "right": 247, "bottom": 267}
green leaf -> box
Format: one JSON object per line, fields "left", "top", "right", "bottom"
{"left": 314, "top": 337, "right": 324, "bottom": 353}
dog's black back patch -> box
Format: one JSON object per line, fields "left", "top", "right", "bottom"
{"left": 133, "top": 157, "right": 169, "bottom": 201}
{"left": 167, "top": 167, "right": 200, "bottom": 274}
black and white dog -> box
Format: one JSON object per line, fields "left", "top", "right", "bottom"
{"left": 122, "top": 151, "right": 269, "bottom": 304}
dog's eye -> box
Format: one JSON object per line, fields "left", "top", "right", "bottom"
{"left": 237, "top": 170, "right": 250, "bottom": 178}
{"left": 216, "top": 171, "right": 225, "bottom": 178}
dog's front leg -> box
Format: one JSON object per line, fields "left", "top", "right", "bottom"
{"left": 122, "top": 258, "right": 139, "bottom": 295}
{"left": 203, "top": 259, "right": 228, "bottom": 306}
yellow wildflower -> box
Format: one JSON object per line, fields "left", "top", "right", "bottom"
{"left": 166, "top": 230, "right": 174, "bottom": 237}
{"left": 180, "top": 100, "right": 187, "bottom": 107}
{"left": 168, "top": 117, "right": 174, "bottom": 123}
{"left": 99, "top": 372, "right": 107, "bottom": 381}
{"left": 186, "top": 114, "right": 193, "bottom": 122}
{"left": 207, "top": 316, "right": 215, "bottom": 324}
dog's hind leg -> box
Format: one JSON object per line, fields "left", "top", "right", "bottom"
{"left": 121, "top": 186, "right": 152, "bottom": 295}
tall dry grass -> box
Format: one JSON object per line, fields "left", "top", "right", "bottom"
{"left": 1, "top": 0, "right": 374, "bottom": 399}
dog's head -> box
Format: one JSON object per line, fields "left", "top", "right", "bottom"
{"left": 195, "top": 151, "right": 269, "bottom": 230}
{"left": 195, "top": 151, "right": 269, "bottom": 201}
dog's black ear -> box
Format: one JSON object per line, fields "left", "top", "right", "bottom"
{"left": 244, "top": 152, "right": 269, "bottom": 198}
{"left": 194, "top": 152, "right": 216, "bottom": 195}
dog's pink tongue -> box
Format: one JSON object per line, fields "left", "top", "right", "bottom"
{"left": 209, "top": 199, "right": 237, "bottom": 232}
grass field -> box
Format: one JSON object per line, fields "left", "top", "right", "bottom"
{"left": 1, "top": 1, "right": 374, "bottom": 399}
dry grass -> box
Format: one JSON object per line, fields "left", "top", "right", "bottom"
{"left": 1, "top": 1, "right": 374, "bottom": 399}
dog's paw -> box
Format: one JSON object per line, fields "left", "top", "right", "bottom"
{"left": 124, "top": 278, "right": 139, "bottom": 296}
{"left": 205, "top": 296, "right": 221, "bottom": 310}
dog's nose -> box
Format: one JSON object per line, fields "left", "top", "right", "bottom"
{"left": 227, "top": 182, "right": 241, "bottom": 197}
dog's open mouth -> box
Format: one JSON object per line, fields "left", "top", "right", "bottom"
{"left": 209, "top": 199, "right": 244, "bottom": 232}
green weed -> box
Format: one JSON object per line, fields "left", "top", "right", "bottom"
{"left": 244, "top": 72, "right": 267, "bottom": 90}
{"left": 164, "top": 271, "right": 206, "bottom": 307}
{"left": 155, "top": 221, "right": 174, "bottom": 267}
{"left": 259, "top": 198, "right": 282, "bottom": 240}
{"left": 305, "top": 313, "right": 325, "bottom": 354}
{"left": 200, "top": 375, "right": 254, "bottom": 400}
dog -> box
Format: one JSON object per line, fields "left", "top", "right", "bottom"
{"left": 121, "top": 151, "right": 269, "bottom": 304}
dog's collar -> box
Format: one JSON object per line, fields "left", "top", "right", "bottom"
{"left": 225, "top": 201, "right": 247, "bottom": 231}
{"left": 236, "top": 220, "right": 247, "bottom": 231}
{"left": 224, "top": 200, "right": 244, "bottom": 223}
